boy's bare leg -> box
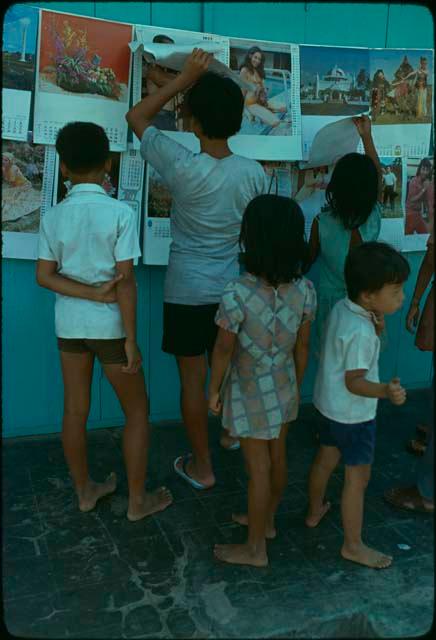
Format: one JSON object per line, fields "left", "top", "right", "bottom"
{"left": 214, "top": 438, "right": 269, "bottom": 567}
{"left": 176, "top": 355, "right": 215, "bottom": 487}
{"left": 60, "top": 352, "right": 117, "bottom": 511}
{"left": 232, "top": 423, "right": 289, "bottom": 538}
{"left": 103, "top": 364, "right": 172, "bottom": 520}
{"left": 305, "top": 445, "right": 340, "bottom": 527}
{"left": 341, "top": 464, "right": 392, "bottom": 569}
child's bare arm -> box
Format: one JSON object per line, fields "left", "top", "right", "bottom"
{"left": 115, "top": 259, "right": 141, "bottom": 374}
{"left": 345, "top": 369, "right": 406, "bottom": 405}
{"left": 294, "top": 320, "right": 311, "bottom": 389}
{"left": 353, "top": 115, "right": 383, "bottom": 200}
{"left": 308, "top": 216, "right": 320, "bottom": 264}
{"left": 126, "top": 48, "right": 212, "bottom": 140}
{"left": 36, "top": 259, "right": 122, "bottom": 302}
{"left": 208, "top": 327, "right": 237, "bottom": 414}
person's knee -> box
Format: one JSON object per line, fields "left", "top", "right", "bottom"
{"left": 345, "top": 464, "right": 371, "bottom": 489}
{"left": 63, "top": 405, "right": 90, "bottom": 424}
{"left": 246, "top": 453, "right": 271, "bottom": 480}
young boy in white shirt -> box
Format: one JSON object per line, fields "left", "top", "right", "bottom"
{"left": 305, "top": 242, "right": 410, "bottom": 569}
{"left": 126, "top": 49, "right": 268, "bottom": 490}
{"left": 37, "top": 122, "right": 172, "bottom": 520}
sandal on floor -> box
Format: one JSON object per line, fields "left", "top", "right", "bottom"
{"left": 384, "top": 486, "right": 434, "bottom": 513}
{"left": 406, "top": 439, "right": 427, "bottom": 456}
{"left": 173, "top": 454, "right": 211, "bottom": 490}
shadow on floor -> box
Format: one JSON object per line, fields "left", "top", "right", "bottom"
{"left": 2, "top": 390, "right": 434, "bottom": 638}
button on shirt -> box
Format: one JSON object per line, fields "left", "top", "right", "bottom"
{"left": 38, "top": 184, "right": 141, "bottom": 338}
{"left": 140, "top": 127, "right": 269, "bottom": 305}
{"left": 313, "top": 298, "right": 380, "bottom": 423}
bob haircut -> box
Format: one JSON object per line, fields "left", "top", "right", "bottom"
{"left": 239, "top": 194, "right": 311, "bottom": 287}
{"left": 55, "top": 122, "right": 110, "bottom": 174}
{"left": 184, "top": 71, "right": 244, "bottom": 139}
{"left": 344, "top": 241, "right": 410, "bottom": 302}
{"left": 326, "top": 152, "right": 379, "bottom": 230}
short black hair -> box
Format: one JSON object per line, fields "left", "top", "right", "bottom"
{"left": 55, "top": 122, "right": 110, "bottom": 173}
{"left": 344, "top": 241, "right": 410, "bottom": 302}
{"left": 152, "top": 34, "right": 174, "bottom": 44}
{"left": 326, "top": 152, "right": 379, "bottom": 230}
{"left": 239, "top": 194, "right": 311, "bottom": 287}
{"left": 183, "top": 71, "right": 243, "bottom": 139}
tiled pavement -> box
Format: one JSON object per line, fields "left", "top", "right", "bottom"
{"left": 2, "top": 389, "right": 434, "bottom": 638}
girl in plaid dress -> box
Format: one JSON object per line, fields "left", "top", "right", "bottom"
{"left": 208, "top": 195, "right": 317, "bottom": 567}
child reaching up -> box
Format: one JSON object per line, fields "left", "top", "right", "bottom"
{"left": 208, "top": 195, "right": 316, "bottom": 567}
{"left": 308, "top": 115, "right": 383, "bottom": 353}
{"left": 305, "top": 242, "right": 410, "bottom": 569}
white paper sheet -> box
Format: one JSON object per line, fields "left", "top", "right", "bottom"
{"left": 292, "top": 165, "right": 333, "bottom": 238}
{"left": 300, "top": 117, "right": 360, "bottom": 169}
{"left": 131, "top": 25, "right": 229, "bottom": 151}
{"left": 228, "top": 37, "right": 302, "bottom": 160}
{"left": 33, "top": 9, "right": 132, "bottom": 150}
{"left": 2, "top": 4, "right": 39, "bottom": 141}
{"left": 2, "top": 143, "right": 56, "bottom": 260}
{"left": 261, "top": 161, "right": 294, "bottom": 197}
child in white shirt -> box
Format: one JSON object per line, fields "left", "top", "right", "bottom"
{"left": 37, "top": 122, "right": 172, "bottom": 520}
{"left": 305, "top": 242, "right": 410, "bottom": 569}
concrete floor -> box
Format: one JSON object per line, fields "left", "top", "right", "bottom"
{"left": 2, "top": 390, "right": 434, "bottom": 638}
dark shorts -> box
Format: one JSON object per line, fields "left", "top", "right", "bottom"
{"left": 318, "top": 413, "right": 377, "bottom": 466}
{"left": 57, "top": 338, "right": 127, "bottom": 365}
{"left": 162, "top": 302, "right": 219, "bottom": 357}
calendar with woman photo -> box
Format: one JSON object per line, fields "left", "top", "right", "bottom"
{"left": 229, "top": 37, "right": 302, "bottom": 159}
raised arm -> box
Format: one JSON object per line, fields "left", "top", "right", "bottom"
{"left": 353, "top": 115, "right": 383, "bottom": 200}
{"left": 36, "top": 259, "right": 121, "bottom": 302}
{"left": 126, "top": 48, "right": 212, "bottom": 141}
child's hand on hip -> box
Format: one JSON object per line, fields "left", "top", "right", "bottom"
{"left": 386, "top": 377, "right": 406, "bottom": 405}
{"left": 208, "top": 391, "right": 222, "bottom": 416}
{"left": 180, "top": 48, "right": 212, "bottom": 85}
{"left": 122, "top": 340, "right": 142, "bottom": 374}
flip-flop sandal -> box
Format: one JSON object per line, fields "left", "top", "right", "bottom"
{"left": 384, "top": 486, "right": 434, "bottom": 513}
{"left": 173, "top": 454, "right": 210, "bottom": 490}
{"left": 406, "top": 439, "right": 427, "bottom": 456}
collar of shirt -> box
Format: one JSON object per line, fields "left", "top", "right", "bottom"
{"left": 343, "top": 297, "right": 378, "bottom": 325}
{"left": 66, "top": 183, "right": 107, "bottom": 198}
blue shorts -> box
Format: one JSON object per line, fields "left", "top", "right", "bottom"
{"left": 318, "top": 413, "right": 376, "bottom": 466}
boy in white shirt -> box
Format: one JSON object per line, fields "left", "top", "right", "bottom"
{"left": 37, "top": 122, "right": 172, "bottom": 520}
{"left": 305, "top": 242, "right": 410, "bottom": 569}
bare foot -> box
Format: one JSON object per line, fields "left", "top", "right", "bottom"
{"left": 231, "top": 513, "right": 276, "bottom": 539}
{"left": 78, "top": 473, "right": 117, "bottom": 512}
{"left": 127, "top": 487, "right": 173, "bottom": 521}
{"left": 305, "top": 501, "right": 331, "bottom": 528}
{"left": 341, "top": 543, "right": 393, "bottom": 569}
{"left": 214, "top": 543, "right": 268, "bottom": 567}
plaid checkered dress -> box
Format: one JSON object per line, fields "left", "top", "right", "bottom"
{"left": 215, "top": 273, "right": 317, "bottom": 439}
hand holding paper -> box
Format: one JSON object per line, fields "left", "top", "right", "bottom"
{"left": 179, "top": 48, "right": 213, "bottom": 86}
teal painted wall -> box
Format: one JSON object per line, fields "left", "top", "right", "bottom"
{"left": 2, "top": 2, "right": 434, "bottom": 436}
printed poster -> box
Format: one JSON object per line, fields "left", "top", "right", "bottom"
{"left": 261, "top": 161, "right": 293, "bottom": 197}
{"left": 402, "top": 156, "right": 433, "bottom": 252}
{"left": 378, "top": 156, "right": 406, "bottom": 251}
{"left": 229, "top": 37, "right": 302, "bottom": 160}
{"left": 143, "top": 164, "right": 172, "bottom": 265}
{"left": 300, "top": 44, "right": 370, "bottom": 160}
{"left": 132, "top": 25, "right": 229, "bottom": 152}
{"left": 2, "top": 139, "right": 56, "bottom": 259}
{"left": 369, "top": 49, "right": 433, "bottom": 157}
{"left": 2, "top": 4, "right": 38, "bottom": 141}
{"left": 33, "top": 10, "right": 132, "bottom": 150}
{"left": 292, "top": 164, "right": 333, "bottom": 238}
